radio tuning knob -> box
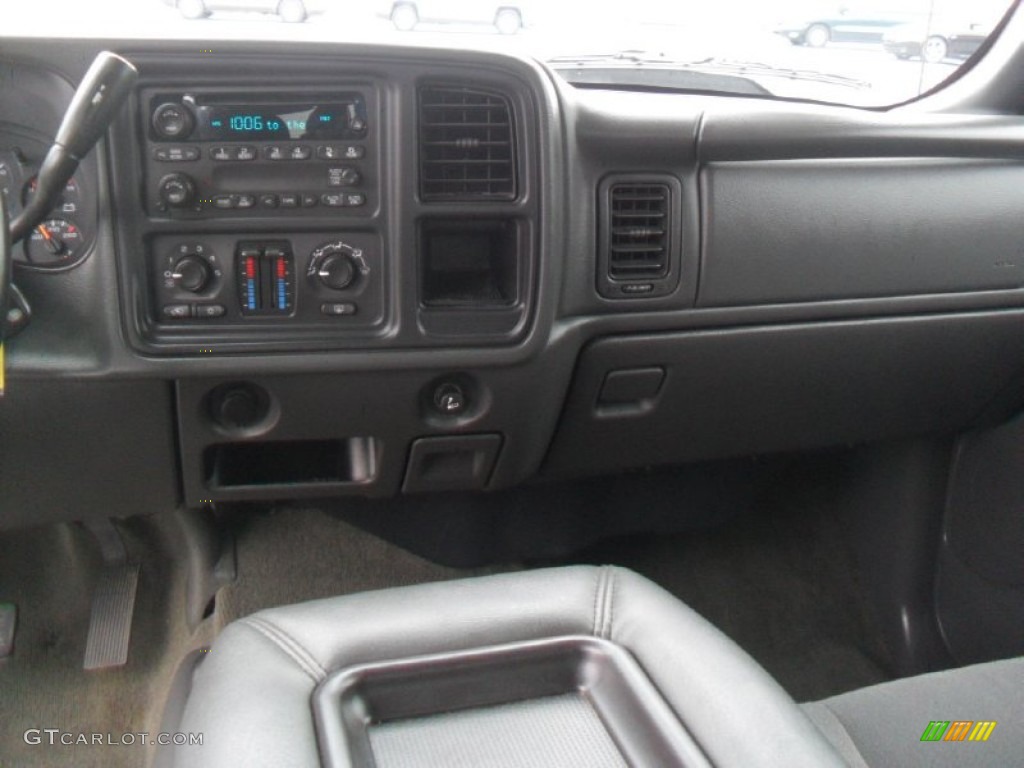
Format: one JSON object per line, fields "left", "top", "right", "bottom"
{"left": 172, "top": 255, "right": 212, "bottom": 293}
{"left": 158, "top": 173, "right": 197, "bottom": 208}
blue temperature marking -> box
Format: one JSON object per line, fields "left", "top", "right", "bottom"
{"left": 247, "top": 281, "right": 256, "bottom": 310}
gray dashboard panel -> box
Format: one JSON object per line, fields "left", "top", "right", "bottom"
{"left": 699, "top": 158, "right": 1024, "bottom": 307}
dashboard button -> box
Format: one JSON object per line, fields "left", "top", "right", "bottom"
{"left": 236, "top": 145, "right": 257, "bottom": 161}
{"left": 301, "top": 193, "right": 319, "bottom": 208}
{"left": 235, "top": 194, "right": 256, "bottom": 209}
{"left": 317, "top": 145, "right": 340, "bottom": 160}
{"left": 279, "top": 193, "right": 299, "bottom": 208}
{"left": 212, "top": 195, "right": 235, "bottom": 209}
{"left": 265, "top": 145, "right": 286, "bottom": 160}
{"left": 211, "top": 146, "right": 236, "bottom": 161}
{"left": 195, "top": 304, "right": 227, "bottom": 318}
{"left": 289, "top": 145, "right": 312, "bottom": 160}
{"left": 327, "top": 167, "right": 361, "bottom": 187}
{"left": 259, "top": 194, "right": 279, "bottom": 208}
{"left": 321, "top": 302, "right": 357, "bottom": 316}
{"left": 162, "top": 304, "right": 193, "bottom": 319}
{"left": 345, "top": 193, "right": 366, "bottom": 207}
{"left": 343, "top": 145, "right": 365, "bottom": 159}
{"left": 321, "top": 193, "right": 345, "bottom": 207}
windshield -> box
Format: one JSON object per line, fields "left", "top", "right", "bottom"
{"left": 4, "top": 0, "right": 1018, "bottom": 107}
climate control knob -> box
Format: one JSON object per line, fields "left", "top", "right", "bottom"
{"left": 158, "top": 173, "right": 196, "bottom": 208}
{"left": 308, "top": 241, "right": 368, "bottom": 291}
{"left": 317, "top": 253, "right": 356, "bottom": 290}
{"left": 172, "top": 255, "right": 212, "bottom": 293}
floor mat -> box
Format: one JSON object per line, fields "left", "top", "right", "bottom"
{"left": 216, "top": 506, "right": 511, "bottom": 626}
{"left": 0, "top": 519, "right": 202, "bottom": 768}
{"left": 569, "top": 461, "right": 894, "bottom": 702}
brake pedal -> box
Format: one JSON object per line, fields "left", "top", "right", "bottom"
{"left": 83, "top": 520, "right": 139, "bottom": 670}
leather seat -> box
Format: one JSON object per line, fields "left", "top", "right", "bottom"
{"left": 171, "top": 566, "right": 843, "bottom": 767}
{"left": 803, "top": 656, "right": 1024, "bottom": 768}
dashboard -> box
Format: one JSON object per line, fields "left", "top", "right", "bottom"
{"left": 4, "top": 35, "right": 1024, "bottom": 530}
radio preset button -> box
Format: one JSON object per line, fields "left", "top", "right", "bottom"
{"left": 211, "top": 146, "right": 236, "bottom": 161}
{"left": 265, "top": 146, "right": 286, "bottom": 160}
{"left": 290, "top": 145, "right": 312, "bottom": 160}
{"left": 236, "top": 146, "right": 257, "bottom": 161}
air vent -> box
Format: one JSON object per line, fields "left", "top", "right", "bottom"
{"left": 609, "top": 183, "right": 669, "bottom": 279}
{"left": 419, "top": 86, "right": 516, "bottom": 202}
{"left": 599, "top": 177, "right": 680, "bottom": 299}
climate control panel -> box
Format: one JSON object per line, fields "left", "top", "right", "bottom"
{"left": 151, "top": 232, "right": 384, "bottom": 330}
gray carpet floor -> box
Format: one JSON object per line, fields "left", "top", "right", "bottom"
{"left": 0, "top": 482, "right": 892, "bottom": 767}
{"left": 571, "top": 467, "right": 894, "bottom": 702}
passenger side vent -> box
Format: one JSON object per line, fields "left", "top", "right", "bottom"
{"left": 599, "top": 177, "right": 680, "bottom": 299}
{"left": 419, "top": 86, "right": 516, "bottom": 202}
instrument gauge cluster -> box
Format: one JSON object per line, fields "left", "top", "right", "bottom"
{"left": 0, "top": 136, "right": 97, "bottom": 270}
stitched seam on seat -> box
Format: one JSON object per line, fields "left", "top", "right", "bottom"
{"left": 592, "top": 566, "right": 611, "bottom": 637}
{"left": 241, "top": 616, "right": 327, "bottom": 683}
{"left": 605, "top": 568, "right": 617, "bottom": 638}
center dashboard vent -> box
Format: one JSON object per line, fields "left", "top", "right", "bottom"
{"left": 599, "top": 176, "right": 680, "bottom": 299}
{"left": 419, "top": 86, "right": 516, "bottom": 202}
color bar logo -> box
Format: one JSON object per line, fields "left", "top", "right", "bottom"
{"left": 921, "top": 721, "right": 997, "bottom": 742}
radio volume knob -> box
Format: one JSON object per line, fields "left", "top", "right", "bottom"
{"left": 152, "top": 102, "right": 195, "bottom": 140}
{"left": 159, "top": 173, "right": 196, "bottom": 208}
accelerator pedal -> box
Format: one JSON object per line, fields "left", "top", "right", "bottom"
{"left": 83, "top": 519, "right": 139, "bottom": 670}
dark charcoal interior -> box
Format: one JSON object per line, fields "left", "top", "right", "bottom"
{"left": 2, "top": 9, "right": 1024, "bottom": 767}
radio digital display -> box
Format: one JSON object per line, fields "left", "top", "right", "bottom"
{"left": 195, "top": 98, "right": 367, "bottom": 141}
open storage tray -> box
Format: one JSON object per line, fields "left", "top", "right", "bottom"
{"left": 313, "top": 635, "right": 708, "bottom": 768}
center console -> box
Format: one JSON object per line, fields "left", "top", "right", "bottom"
{"left": 111, "top": 53, "right": 542, "bottom": 354}
{"left": 102, "top": 51, "right": 555, "bottom": 507}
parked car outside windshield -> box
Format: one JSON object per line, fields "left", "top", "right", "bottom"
{"left": 6, "top": 0, "right": 1020, "bottom": 107}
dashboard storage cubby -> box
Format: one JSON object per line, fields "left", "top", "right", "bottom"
{"left": 419, "top": 219, "right": 520, "bottom": 307}
{"left": 313, "top": 636, "right": 706, "bottom": 768}
{"left": 203, "top": 437, "right": 377, "bottom": 492}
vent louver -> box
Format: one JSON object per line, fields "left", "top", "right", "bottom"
{"left": 607, "top": 183, "right": 670, "bottom": 280}
{"left": 419, "top": 86, "right": 516, "bottom": 201}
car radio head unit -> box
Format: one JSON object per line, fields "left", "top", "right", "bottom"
{"left": 140, "top": 88, "right": 376, "bottom": 218}
{"left": 151, "top": 94, "right": 369, "bottom": 142}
